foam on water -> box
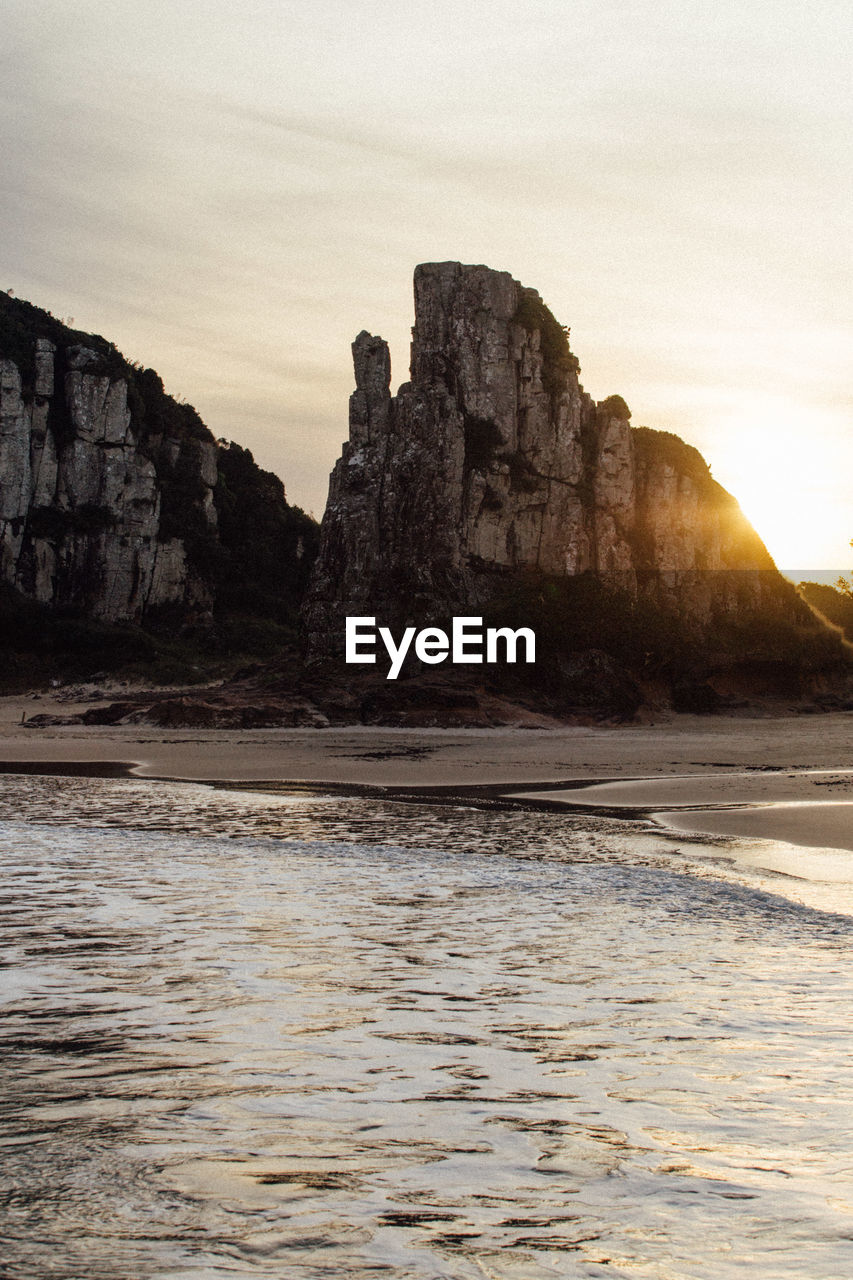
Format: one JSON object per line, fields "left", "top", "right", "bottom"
{"left": 1, "top": 775, "right": 852, "bottom": 1279}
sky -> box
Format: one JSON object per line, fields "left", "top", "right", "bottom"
{"left": 1, "top": 0, "right": 850, "bottom": 570}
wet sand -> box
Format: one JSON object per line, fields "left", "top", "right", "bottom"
{"left": 517, "top": 768, "right": 853, "bottom": 854}
{"left": 1, "top": 691, "right": 851, "bottom": 855}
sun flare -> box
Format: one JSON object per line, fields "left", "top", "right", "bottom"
{"left": 700, "top": 399, "right": 849, "bottom": 571}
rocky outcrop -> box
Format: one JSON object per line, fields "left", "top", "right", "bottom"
{"left": 0, "top": 334, "right": 214, "bottom": 622}
{"left": 0, "top": 294, "right": 317, "bottom": 627}
{"left": 305, "top": 262, "right": 803, "bottom": 652}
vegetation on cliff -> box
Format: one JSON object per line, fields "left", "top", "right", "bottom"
{"left": 213, "top": 442, "right": 318, "bottom": 625}
{"left": 478, "top": 566, "right": 847, "bottom": 716}
{"left": 3, "top": 278, "right": 850, "bottom": 715}
{"left": 0, "top": 291, "right": 319, "bottom": 687}
{"left": 512, "top": 289, "right": 579, "bottom": 397}
{"left": 798, "top": 579, "right": 853, "bottom": 643}
{"left": 598, "top": 394, "right": 631, "bottom": 420}
{"left": 0, "top": 292, "right": 125, "bottom": 386}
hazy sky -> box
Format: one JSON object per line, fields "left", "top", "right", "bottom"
{"left": 2, "top": 0, "right": 850, "bottom": 567}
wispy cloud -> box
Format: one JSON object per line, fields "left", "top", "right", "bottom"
{"left": 1, "top": 0, "right": 850, "bottom": 560}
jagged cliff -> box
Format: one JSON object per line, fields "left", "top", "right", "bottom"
{"left": 0, "top": 293, "right": 317, "bottom": 630}
{"left": 1, "top": 272, "right": 844, "bottom": 718}
{"left": 306, "top": 262, "right": 803, "bottom": 649}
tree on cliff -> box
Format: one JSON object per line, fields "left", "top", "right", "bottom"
{"left": 837, "top": 541, "right": 853, "bottom": 598}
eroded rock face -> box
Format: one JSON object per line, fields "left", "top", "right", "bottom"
{"left": 306, "top": 261, "right": 786, "bottom": 650}
{"left": 0, "top": 341, "right": 214, "bottom": 622}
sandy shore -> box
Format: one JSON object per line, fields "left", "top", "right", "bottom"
{"left": 1, "top": 691, "right": 851, "bottom": 855}
{"left": 517, "top": 768, "right": 853, "bottom": 854}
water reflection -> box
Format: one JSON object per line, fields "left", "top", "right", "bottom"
{"left": 1, "top": 778, "right": 852, "bottom": 1278}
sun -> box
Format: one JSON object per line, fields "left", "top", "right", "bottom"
{"left": 701, "top": 398, "right": 848, "bottom": 571}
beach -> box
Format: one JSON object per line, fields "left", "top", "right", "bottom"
{"left": 3, "top": 701, "right": 853, "bottom": 1277}
{"left": 2, "top": 762, "right": 852, "bottom": 1278}
{"left": 2, "top": 690, "right": 851, "bottom": 857}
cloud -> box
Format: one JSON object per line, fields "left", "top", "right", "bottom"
{"left": 0, "top": 0, "right": 850, "bottom": 559}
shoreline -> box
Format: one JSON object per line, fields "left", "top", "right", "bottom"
{"left": 1, "top": 696, "right": 851, "bottom": 859}
{"left": 3, "top": 762, "right": 851, "bottom": 857}
{"left": 0, "top": 745, "right": 852, "bottom": 862}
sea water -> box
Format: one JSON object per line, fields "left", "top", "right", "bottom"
{"left": 1, "top": 775, "right": 852, "bottom": 1279}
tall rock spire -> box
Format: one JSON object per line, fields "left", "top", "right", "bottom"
{"left": 305, "top": 261, "right": 789, "bottom": 655}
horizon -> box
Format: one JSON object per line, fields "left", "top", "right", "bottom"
{"left": 1, "top": 0, "right": 850, "bottom": 566}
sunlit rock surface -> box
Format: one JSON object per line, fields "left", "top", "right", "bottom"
{"left": 306, "top": 262, "right": 796, "bottom": 649}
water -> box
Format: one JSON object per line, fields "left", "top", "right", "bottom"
{"left": 1, "top": 775, "right": 852, "bottom": 1279}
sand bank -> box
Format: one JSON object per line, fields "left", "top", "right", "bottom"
{"left": 1, "top": 692, "right": 851, "bottom": 782}
{"left": 656, "top": 801, "right": 853, "bottom": 857}
{"left": 1, "top": 692, "right": 851, "bottom": 856}
{"left": 516, "top": 767, "right": 853, "bottom": 853}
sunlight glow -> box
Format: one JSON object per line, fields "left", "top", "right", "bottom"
{"left": 698, "top": 397, "right": 849, "bottom": 569}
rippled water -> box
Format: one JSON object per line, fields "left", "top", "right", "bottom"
{"left": 2, "top": 775, "right": 853, "bottom": 1279}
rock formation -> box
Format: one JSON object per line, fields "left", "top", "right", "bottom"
{"left": 1, "top": 271, "right": 844, "bottom": 716}
{"left": 305, "top": 262, "right": 805, "bottom": 654}
{"left": 0, "top": 294, "right": 316, "bottom": 627}
{"left": 0, "top": 337, "right": 216, "bottom": 621}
